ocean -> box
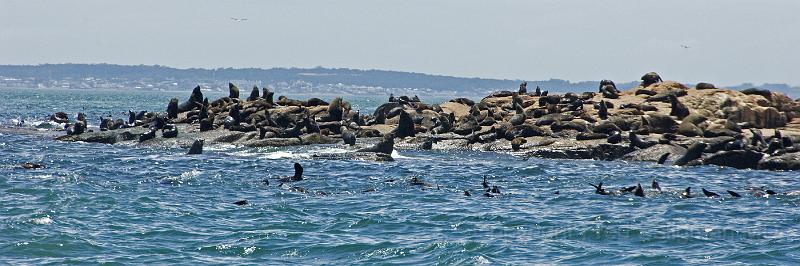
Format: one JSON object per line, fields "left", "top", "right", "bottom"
{"left": 1, "top": 88, "right": 799, "bottom": 264}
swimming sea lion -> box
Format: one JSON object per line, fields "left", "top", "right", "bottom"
{"left": 634, "top": 183, "right": 645, "bottom": 197}
{"left": 701, "top": 188, "right": 720, "bottom": 197}
{"left": 657, "top": 153, "right": 671, "bottom": 164}
{"left": 681, "top": 187, "right": 693, "bottom": 198}
{"left": 727, "top": 190, "right": 742, "bottom": 197}
{"left": 278, "top": 162, "right": 304, "bottom": 182}
{"left": 651, "top": 179, "right": 661, "bottom": 191}
{"left": 21, "top": 163, "right": 45, "bottom": 169}
{"left": 590, "top": 183, "right": 611, "bottom": 195}
{"left": 187, "top": 139, "right": 204, "bottom": 155}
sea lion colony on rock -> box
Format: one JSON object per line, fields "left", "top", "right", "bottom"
{"left": 55, "top": 72, "right": 800, "bottom": 170}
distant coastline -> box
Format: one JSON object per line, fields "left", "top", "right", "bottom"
{"left": 1, "top": 64, "right": 798, "bottom": 98}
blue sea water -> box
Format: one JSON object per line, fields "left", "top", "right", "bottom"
{"left": 1, "top": 88, "right": 800, "bottom": 265}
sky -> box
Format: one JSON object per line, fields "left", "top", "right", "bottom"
{"left": 1, "top": 0, "right": 798, "bottom": 85}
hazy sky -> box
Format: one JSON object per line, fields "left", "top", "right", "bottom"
{"left": 2, "top": 0, "right": 798, "bottom": 85}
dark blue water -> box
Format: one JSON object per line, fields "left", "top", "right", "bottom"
{"left": 2, "top": 88, "right": 800, "bottom": 264}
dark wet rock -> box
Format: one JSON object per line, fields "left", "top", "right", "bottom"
{"left": 703, "top": 150, "right": 765, "bottom": 169}
{"left": 576, "top": 132, "right": 608, "bottom": 140}
{"left": 525, "top": 143, "right": 634, "bottom": 161}
{"left": 758, "top": 152, "right": 800, "bottom": 170}
{"left": 622, "top": 144, "right": 686, "bottom": 162}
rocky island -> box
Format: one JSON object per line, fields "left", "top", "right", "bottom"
{"left": 55, "top": 72, "right": 800, "bottom": 171}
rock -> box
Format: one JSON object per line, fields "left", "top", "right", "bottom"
{"left": 645, "top": 114, "right": 678, "bottom": 134}
{"left": 622, "top": 144, "right": 686, "bottom": 162}
{"left": 576, "top": 132, "right": 608, "bottom": 140}
{"left": 703, "top": 150, "right": 765, "bottom": 169}
{"left": 677, "top": 122, "right": 703, "bottom": 137}
{"left": 758, "top": 152, "right": 800, "bottom": 170}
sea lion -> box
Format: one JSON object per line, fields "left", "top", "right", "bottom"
{"left": 511, "top": 137, "right": 527, "bottom": 151}
{"left": 167, "top": 98, "right": 179, "bottom": 119}
{"left": 518, "top": 82, "right": 527, "bottom": 94}
{"left": 681, "top": 187, "right": 693, "bottom": 198}
{"left": 597, "top": 100, "right": 608, "bottom": 120}
{"left": 392, "top": 110, "right": 415, "bottom": 138}
{"left": 229, "top": 83, "right": 240, "bottom": 98}
{"left": 262, "top": 88, "right": 274, "bottom": 105}
{"left": 464, "top": 190, "right": 471, "bottom": 196}
{"left": 50, "top": 112, "right": 69, "bottom": 124}
{"left": 641, "top": 72, "right": 663, "bottom": 87}
{"left": 657, "top": 153, "right": 671, "bottom": 164}
{"left": 161, "top": 124, "right": 178, "bottom": 138}
{"left": 21, "top": 163, "right": 45, "bottom": 169}
{"left": 727, "top": 190, "right": 742, "bottom": 197}
{"left": 607, "top": 131, "right": 622, "bottom": 144}
{"left": 278, "top": 163, "right": 304, "bottom": 182}
{"left": 599, "top": 79, "right": 618, "bottom": 93}
{"left": 139, "top": 128, "right": 156, "bottom": 142}
{"left": 66, "top": 120, "right": 86, "bottom": 135}
{"left": 247, "top": 86, "right": 260, "bottom": 101}
{"left": 233, "top": 200, "right": 248, "bottom": 205}
{"left": 651, "top": 179, "right": 661, "bottom": 191}
{"left": 668, "top": 95, "right": 689, "bottom": 119}
{"left": 482, "top": 176, "right": 490, "bottom": 188}
{"left": 177, "top": 86, "right": 204, "bottom": 113}
{"left": 357, "top": 135, "right": 394, "bottom": 154}
{"left": 702, "top": 188, "right": 720, "bottom": 198}
{"left": 99, "top": 117, "right": 111, "bottom": 131}
{"left": 634, "top": 183, "right": 645, "bottom": 197}
{"left": 674, "top": 142, "right": 707, "bottom": 166}
{"left": 590, "top": 183, "right": 611, "bottom": 195}
{"left": 341, "top": 126, "right": 356, "bottom": 145}
{"left": 629, "top": 131, "right": 656, "bottom": 149}
{"left": 187, "top": 139, "right": 204, "bottom": 155}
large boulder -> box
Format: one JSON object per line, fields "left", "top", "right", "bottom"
{"left": 703, "top": 150, "right": 765, "bottom": 169}
{"left": 758, "top": 152, "right": 800, "bottom": 171}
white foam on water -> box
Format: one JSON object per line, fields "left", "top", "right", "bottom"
{"left": 262, "top": 151, "right": 307, "bottom": 160}
{"left": 30, "top": 216, "right": 53, "bottom": 225}
{"left": 391, "top": 149, "right": 412, "bottom": 159}
{"left": 180, "top": 169, "right": 202, "bottom": 179}
{"left": 30, "top": 174, "right": 53, "bottom": 179}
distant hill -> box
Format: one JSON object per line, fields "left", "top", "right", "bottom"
{"left": 0, "top": 64, "right": 797, "bottom": 98}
